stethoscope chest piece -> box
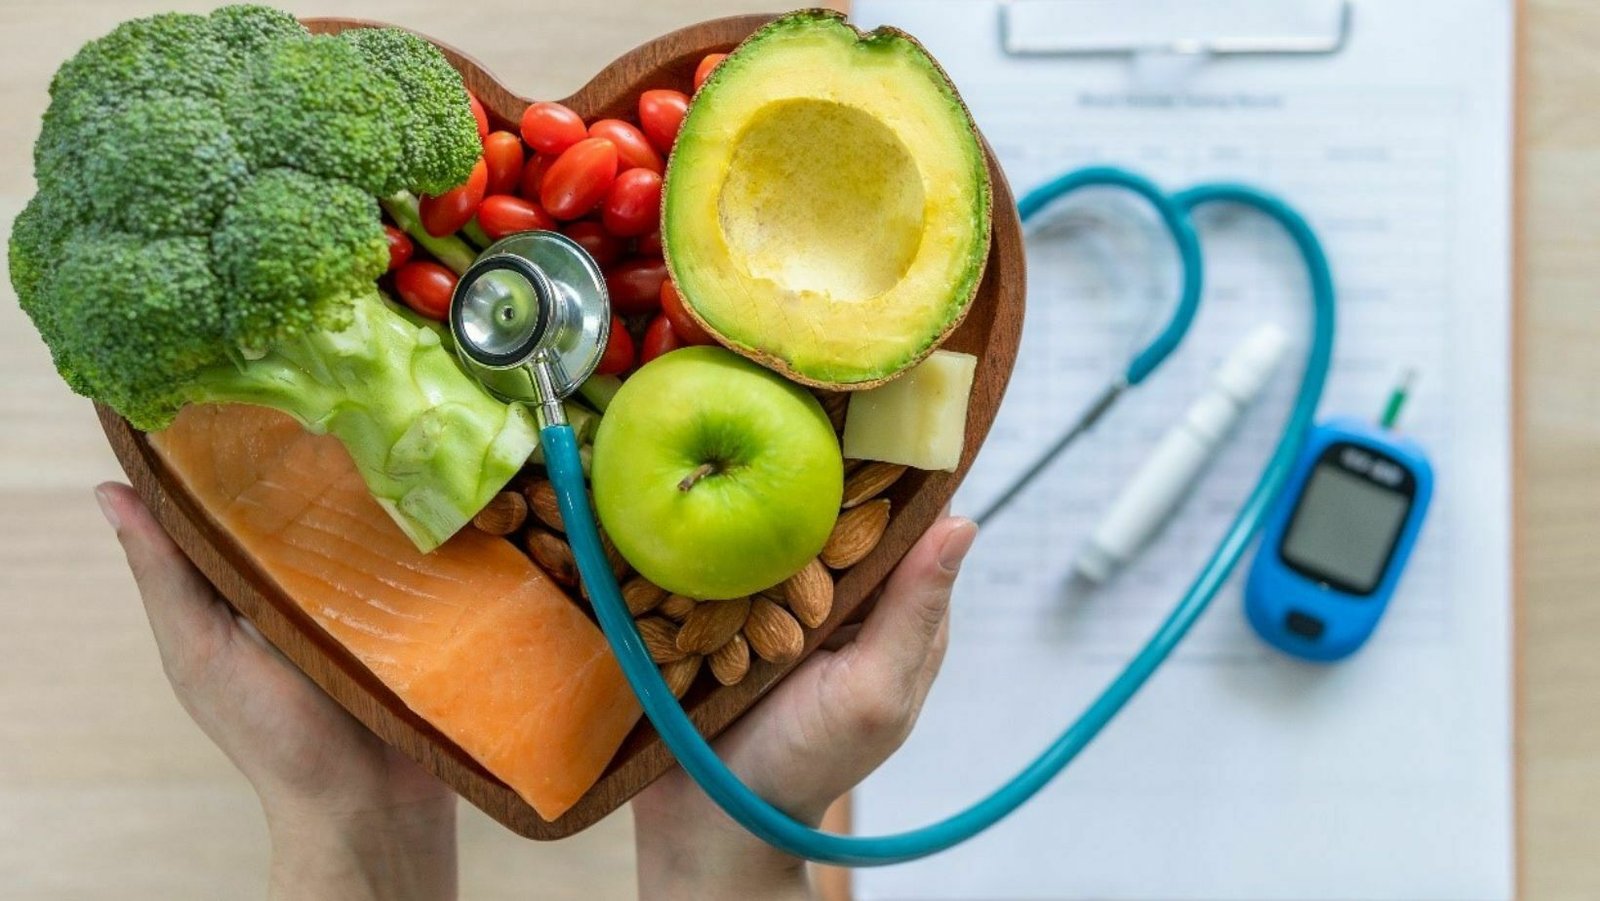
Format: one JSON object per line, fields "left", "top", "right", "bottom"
{"left": 449, "top": 231, "right": 610, "bottom": 413}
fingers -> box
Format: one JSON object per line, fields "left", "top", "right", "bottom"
{"left": 820, "top": 516, "right": 975, "bottom": 752}
{"left": 96, "top": 483, "right": 232, "bottom": 686}
{"left": 817, "top": 511, "right": 966, "bottom": 654}
{"left": 637, "top": 519, "right": 979, "bottom": 829}
{"left": 849, "top": 515, "right": 976, "bottom": 687}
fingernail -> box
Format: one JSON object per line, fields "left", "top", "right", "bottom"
{"left": 94, "top": 485, "right": 121, "bottom": 532}
{"left": 938, "top": 519, "right": 978, "bottom": 573}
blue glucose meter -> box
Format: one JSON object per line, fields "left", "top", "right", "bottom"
{"left": 1245, "top": 393, "right": 1433, "bottom": 661}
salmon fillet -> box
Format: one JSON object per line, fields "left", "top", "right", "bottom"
{"left": 150, "top": 404, "right": 640, "bottom": 821}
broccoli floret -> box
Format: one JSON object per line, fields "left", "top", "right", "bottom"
{"left": 9, "top": 5, "right": 530, "bottom": 552}
{"left": 228, "top": 36, "right": 405, "bottom": 195}
{"left": 50, "top": 233, "right": 228, "bottom": 429}
{"left": 207, "top": 4, "right": 305, "bottom": 67}
{"left": 342, "top": 27, "right": 483, "bottom": 196}
{"left": 9, "top": 195, "right": 64, "bottom": 309}
{"left": 48, "top": 13, "right": 225, "bottom": 105}
{"left": 83, "top": 96, "right": 249, "bottom": 238}
{"left": 212, "top": 168, "right": 390, "bottom": 341}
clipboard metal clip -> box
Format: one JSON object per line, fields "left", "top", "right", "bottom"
{"left": 999, "top": 0, "right": 1353, "bottom": 58}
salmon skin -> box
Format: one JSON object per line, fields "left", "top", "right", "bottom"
{"left": 150, "top": 404, "right": 641, "bottom": 821}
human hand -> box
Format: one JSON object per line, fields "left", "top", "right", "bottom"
{"left": 631, "top": 515, "right": 978, "bottom": 901}
{"left": 95, "top": 483, "right": 458, "bottom": 901}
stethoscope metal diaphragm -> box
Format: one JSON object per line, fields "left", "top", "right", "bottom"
{"left": 448, "top": 231, "right": 611, "bottom": 413}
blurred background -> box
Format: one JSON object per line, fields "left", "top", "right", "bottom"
{"left": 0, "top": 1, "right": 1595, "bottom": 899}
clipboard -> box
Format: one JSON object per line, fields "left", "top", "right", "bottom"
{"left": 997, "top": 0, "right": 1352, "bottom": 58}
{"left": 829, "top": 1, "right": 1518, "bottom": 899}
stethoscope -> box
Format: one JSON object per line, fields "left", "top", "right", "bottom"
{"left": 448, "top": 167, "right": 1336, "bottom": 866}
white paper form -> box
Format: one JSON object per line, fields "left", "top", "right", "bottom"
{"left": 849, "top": 2, "right": 1514, "bottom": 899}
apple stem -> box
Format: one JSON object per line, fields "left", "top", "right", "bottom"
{"left": 678, "top": 462, "right": 718, "bottom": 492}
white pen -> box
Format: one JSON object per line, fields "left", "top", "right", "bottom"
{"left": 1073, "top": 323, "right": 1290, "bottom": 583}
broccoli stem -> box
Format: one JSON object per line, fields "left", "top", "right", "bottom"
{"left": 563, "top": 400, "right": 601, "bottom": 444}
{"left": 193, "top": 290, "right": 537, "bottom": 551}
{"left": 577, "top": 374, "right": 624, "bottom": 412}
{"left": 461, "top": 218, "right": 493, "bottom": 249}
{"left": 528, "top": 440, "right": 592, "bottom": 476}
{"left": 380, "top": 191, "right": 479, "bottom": 275}
{"left": 379, "top": 290, "right": 453, "bottom": 348}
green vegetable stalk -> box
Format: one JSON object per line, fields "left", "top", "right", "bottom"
{"left": 381, "top": 191, "right": 479, "bottom": 275}
{"left": 8, "top": 5, "right": 531, "bottom": 551}
{"left": 194, "top": 291, "right": 535, "bottom": 550}
{"left": 460, "top": 219, "right": 495, "bottom": 252}
{"left": 578, "top": 374, "right": 625, "bottom": 413}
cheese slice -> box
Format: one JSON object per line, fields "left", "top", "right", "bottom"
{"left": 841, "top": 350, "right": 977, "bottom": 472}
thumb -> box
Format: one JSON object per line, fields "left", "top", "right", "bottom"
{"left": 848, "top": 516, "right": 977, "bottom": 695}
{"left": 96, "top": 483, "right": 231, "bottom": 674}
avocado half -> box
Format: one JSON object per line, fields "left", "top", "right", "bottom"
{"left": 662, "top": 10, "right": 993, "bottom": 389}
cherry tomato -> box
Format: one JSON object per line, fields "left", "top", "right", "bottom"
{"left": 602, "top": 168, "right": 663, "bottom": 238}
{"left": 419, "top": 157, "right": 488, "bottom": 237}
{"left": 540, "top": 138, "right": 618, "bottom": 220}
{"left": 640, "top": 314, "right": 684, "bottom": 365}
{"left": 477, "top": 195, "right": 557, "bottom": 240}
{"left": 467, "top": 91, "right": 489, "bottom": 139}
{"left": 636, "top": 228, "right": 663, "bottom": 257}
{"left": 605, "top": 257, "right": 669, "bottom": 315}
{"left": 587, "top": 119, "right": 663, "bottom": 174}
{"left": 638, "top": 89, "right": 690, "bottom": 155}
{"left": 694, "top": 53, "right": 727, "bottom": 92}
{"left": 595, "top": 315, "right": 635, "bottom": 375}
{"left": 564, "top": 220, "right": 624, "bottom": 267}
{"left": 520, "top": 154, "right": 553, "bottom": 199}
{"left": 482, "top": 131, "right": 525, "bottom": 196}
{"left": 520, "top": 101, "right": 586, "bottom": 156}
{"left": 659, "top": 278, "right": 715, "bottom": 346}
{"left": 383, "top": 224, "right": 414, "bottom": 272}
{"left": 394, "top": 261, "right": 457, "bottom": 321}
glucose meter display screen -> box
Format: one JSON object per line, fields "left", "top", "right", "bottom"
{"left": 1280, "top": 462, "right": 1411, "bottom": 595}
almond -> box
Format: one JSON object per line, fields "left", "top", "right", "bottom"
{"left": 709, "top": 633, "right": 751, "bottom": 686}
{"left": 677, "top": 596, "right": 751, "bottom": 654}
{"left": 622, "top": 577, "right": 668, "bottom": 616}
{"left": 472, "top": 490, "right": 528, "bottom": 535}
{"left": 636, "top": 616, "right": 685, "bottom": 663}
{"left": 526, "top": 528, "right": 578, "bottom": 586}
{"left": 661, "top": 654, "right": 702, "bottom": 699}
{"left": 745, "top": 598, "right": 804, "bottom": 665}
{"left": 819, "top": 499, "right": 891, "bottom": 569}
{"left": 659, "top": 594, "right": 698, "bottom": 623}
{"left": 782, "top": 558, "right": 834, "bottom": 629}
{"left": 524, "top": 479, "right": 565, "bottom": 533}
{"left": 841, "top": 462, "right": 907, "bottom": 509}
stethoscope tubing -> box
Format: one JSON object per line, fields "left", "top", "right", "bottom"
{"left": 1019, "top": 165, "right": 1205, "bottom": 386}
{"left": 543, "top": 170, "right": 1337, "bottom": 866}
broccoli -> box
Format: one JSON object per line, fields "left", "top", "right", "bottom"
{"left": 8, "top": 5, "right": 535, "bottom": 552}
{"left": 342, "top": 27, "right": 486, "bottom": 197}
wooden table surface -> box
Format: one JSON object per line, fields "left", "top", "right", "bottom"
{"left": 0, "top": 1, "right": 1592, "bottom": 898}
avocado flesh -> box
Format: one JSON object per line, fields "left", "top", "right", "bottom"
{"left": 663, "top": 11, "right": 992, "bottom": 387}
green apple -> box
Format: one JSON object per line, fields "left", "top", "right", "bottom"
{"left": 591, "top": 346, "right": 844, "bottom": 600}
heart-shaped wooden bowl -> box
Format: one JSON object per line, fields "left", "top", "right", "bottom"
{"left": 98, "top": 12, "right": 1024, "bottom": 839}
